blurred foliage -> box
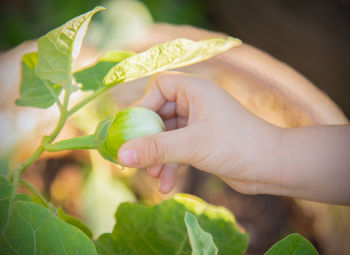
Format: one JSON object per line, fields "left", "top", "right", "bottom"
{"left": 0, "top": 0, "right": 211, "bottom": 51}
{"left": 138, "top": 0, "right": 210, "bottom": 27}
{"left": 0, "top": 0, "right": 99, "bottom": 50}
{"left": 86, "top": 0, "right": 153, "bottom": 50}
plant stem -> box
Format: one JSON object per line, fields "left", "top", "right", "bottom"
{"left": 56, "top": 100, "right": 63, "bottom": 110}
{"left": 48, "top": 88, "right": 70, "bottom": 142}
{"left": 9, "top": 169, "right": 19, "bottom": 207}
{"left": 3, "top": 169, "right": 20, "bottom": 230}
{"left": 10, "top": 88, "right": 72, "bottom": 181}
{"left": 19, "top": 179, "right": 49, "bottom": 208}
{"left": 12, "top": 83, "right": 110, "bottom": 180}
{"left": 17, "top": 147, "right": 45, "bottom": 178}
{"left": 68, "top": 86, "right": 109, "bottom": 117}
{"left": 43, "top": 135, "right": 97, "bottom": 151}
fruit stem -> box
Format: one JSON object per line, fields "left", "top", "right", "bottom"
{"left": 42, "top": 134, "right": 97, "bottom": 152}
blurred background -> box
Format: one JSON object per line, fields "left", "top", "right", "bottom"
{"left": 0, "top": 0, "right": 349, "bottom": 254}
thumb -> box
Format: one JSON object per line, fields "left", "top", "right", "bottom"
{"left": 117, "top": 127, "right": 196, "bottom": 167}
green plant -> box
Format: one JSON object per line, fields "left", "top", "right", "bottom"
{"left": 0, "top": 7, "right": 319, "bottom": 255}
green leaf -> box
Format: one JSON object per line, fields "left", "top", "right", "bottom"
{"left": 58, "top": 207, "right": 93, "bottom": 239}
{"left": 0, "top": 202, "right": 98, "bottom": 255}
{"left": 0, "top": 176, "right": 12, "bottom": 231}
{"left": 14, "top": 194, "right": 32, "bottom": 203}
{"left": 0, "top": 157, "right": 11, "bottom": 177}
{"left": 104, "top": 37, "right": 241, "bottom": 86}
{"left": 0, "top": 176, "right": 97, "bottom": 254}
{"left": 95, "top": 193, "right": 248, "bottom": 255}
{"left": 35, "top": 6, "right": 105, "bottom": 88}
{"left": 0, "top": 176, "right": 33, "bottom": 232}
{"left": 15, "top": 52, "right": 62, "bottom": 109}
{"left": 99, "top": 51, "right": 135, "bottom": 63}
{"left": 185, "top": 212, "right": 218, "bottom": 255}
{"left": 74, "top": 51, "right": 134, "bottom": 91}
{"left": 265, "top": 233, "right": 319, "bottom": 255}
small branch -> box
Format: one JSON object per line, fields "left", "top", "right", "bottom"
{"left": 48, "top": 89, "right": 71, "bottom": 142}
{"left": 10, "top": 86, "right": 73, "bottom": 182}
{"left": 19, "top": 147, "right": 45, "bottom": 177}
{"left": 9, "top": 80, "right": 112, "bottom": 185}
{"left": 8, "top": 147, "right": 45, "bottom": 181}
{"left": 6, "top": 170, "right": 19, "bottom": 228}
{"left": 68, "top": 86, "right": 109, "bottom": 117}
{"left": 56, "top": 100, "right": 63, "bottom": 111}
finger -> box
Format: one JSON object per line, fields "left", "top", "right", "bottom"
{"left": 135, "top": 76, "right": 166, "bottom": 111}
{"left": 159, "top": 163, "right": 178, "bottom": 194}
{"left": 164, "top": 117, "right": 188, "bottom": 130}
{"left": 157, "top": 102, "right": 176, "bottom": 120}
{"left": 137, "top": 71, "right": 204, "bottom": 113}
{"left": 220, "top": 176, "right": 263, "bottom": 195}
{"left": 118, "top": 125, "right": 197, "bottom": 167}
{"left": 147, "top": 164, "right": 164, "bottom": 178}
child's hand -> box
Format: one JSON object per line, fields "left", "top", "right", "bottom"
{"left": 118, "top": 71, "right": 350, "bottom": 205}
{"left": 117, "top": 72, "right": 281, "bottom": 195}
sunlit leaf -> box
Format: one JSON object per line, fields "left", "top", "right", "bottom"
{"left": 35, "top": 6, "right": 105, "bottom": 88}
{"left": 185, "top": 212, "right": 218, "bottom": 255}
{"left": 99, "top": 51, "right": 135, "bottom": 62}
{"left": 74, "top": 51, "right": 134, "bottom": 91}
{"left": 15, "top": 52, "right": 62, "bottom": 109}
{"left": 104, "top": 37, "right": 241, "bottom": 86}
{"left": 95, "top": 193, "right": 248, "bottom": 255}
{"left": 265, "top": 233, "right": 319, "bottom": 255}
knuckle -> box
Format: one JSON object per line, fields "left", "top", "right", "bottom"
{"left": 144, "top": 136, "right": 167, "bottom": 164}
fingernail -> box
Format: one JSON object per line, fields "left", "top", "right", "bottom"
{"left": 119, "top": 149, "right": 138, "bottom": 166}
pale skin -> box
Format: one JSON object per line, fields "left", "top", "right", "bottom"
{"left": 117, "top": 72, "right": 350, "bottom": 205}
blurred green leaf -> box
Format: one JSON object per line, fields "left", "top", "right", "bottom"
{"left": 0, "top": 0, "right": 101, "bottom": 50}
{"left": 35, "top": 6, "right": 105, "bottom": 88}
{"left": 81, "top": 170, "right": 136, "bottom": 237}
{"left": 14, "top": 194, "right": 32, "bottom": 203}
{"left": 74, "top": 51, "right": 134, "bottom": 91}
{"left": 95, "top": 193, "right": 248, "bottom": 255}
{"left": 0, "top": 176, "right": 98, "bottom": 254}
{"left": 185, "top": 212, "right": 218, "bottom": 255}
{"left": 265, "top": 233, "right": 319, "bottom": 255}
{"left": 140, "top": 0, "right": 210, "bottom": 27}
{"left": 86, "top": 0, "right": 153, "bottom": 50}
{"left": 0, "top": 202, "right": 98, "bottom": 254}
{"left": 0, "top": 176, "right": 12, "bottom": 231}
{"left": 104, "top": 37, "right": 241, "bottom": 86}
{"left": 15, "top": 52, "right": 62, "bottom": 109}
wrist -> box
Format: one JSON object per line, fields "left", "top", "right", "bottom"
{"left": 223, "top": 114, "right": 286, "bottom": 196}
{"left": 251, "top": 122, "right": 286, "bottom": 195}
{"left": 273, "top": 125, "right": 350, "bottom": 204}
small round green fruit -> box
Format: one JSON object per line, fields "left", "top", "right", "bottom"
{"left": 95, "top": 106, "right": 165, "bottom": 163}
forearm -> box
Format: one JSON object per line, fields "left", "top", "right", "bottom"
{"left": 277, "top": 125, "right": 350, "bottom": 205}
